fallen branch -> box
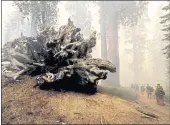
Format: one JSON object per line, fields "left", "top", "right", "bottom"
{"left": 136, "top": 108, "right": 158, "bottom": 119}
{"left": 141, "top": 115, "right": 154, "bottom": 119}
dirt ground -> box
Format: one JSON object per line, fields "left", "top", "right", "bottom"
{"left": 137, "top": 92, "right": 170, "bottom": 122}
{"left": 2, "top": 78, "right": 170, "bottom": 124}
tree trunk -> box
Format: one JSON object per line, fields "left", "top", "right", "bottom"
{"left": 99, "top": 1, "right": 108, "bottom": 85}
{"left": 107, "top": 14, "right": 120, "bottom": 87}
{"left": 30, "top": 1, "right": 37, "bottom": 36}
{"left": 31, "top": 15, "right": 36, "bottom": 36}
{"left": 100, "top": 1, "right": 107, "bottom": 60}
{"left": 41, "top": 1, "right": 46, "bottom": 27}
{"left": 132, "top": 27, "right": 137, "bottom": 83}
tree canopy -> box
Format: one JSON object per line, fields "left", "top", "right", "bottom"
{"left": 65, "top": 1, "right": 92, "bottom": 37}
{"left": 14, "top": 1, "right": 58, "bottom": 32}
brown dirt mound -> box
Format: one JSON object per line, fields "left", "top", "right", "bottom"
{"left": 2, "top": 78, "right": 170, "bottom": 124}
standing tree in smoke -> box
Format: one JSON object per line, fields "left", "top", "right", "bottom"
{"left": 99, "top": 1, "right": 148, "bottom": 86}
{"left": 14, "top": 1, "right": 58, "bottom": 36}
{"left": 99, "top": 1, "right": 107, "bottom": 60}
{"left": 130, "top": 7, "right": 150, "bottom": 84}
{"left": 65, "top": 1, "right": 92, "bottom": 38}
{"left": 2, "top": 19, "right": 116, "bottom": 94}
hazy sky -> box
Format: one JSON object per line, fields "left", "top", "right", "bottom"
{"left": 2, "top": 1, "right": 164, "bottom": 45}
{"left": 2, "top": 1, "right": 168, "bottom": 86}
{"left": 2, "top": 1, "right": 161, "bottom": 57}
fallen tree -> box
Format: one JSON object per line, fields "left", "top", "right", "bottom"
{"left": 2, "top": 18, "right": 116, "bottom": 93}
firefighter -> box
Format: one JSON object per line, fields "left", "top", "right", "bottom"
{"left": 146, "top": 84, "right": 154, "bottom": 99}
{"left": 135, "top": 84, "right": 139, "bottom": 92}
{"left": 150, "top": 86, "right": 154, "bottom": 99}
{"left": 146, "top": 84, "right": 150, "bottom": 98}
{"left": 155, "top": 82, "right": 165, "bottom": 106}
{"left": 140, "top": 84, "right": 145, "bottom": 95}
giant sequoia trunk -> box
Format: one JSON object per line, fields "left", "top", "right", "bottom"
{"left": 107, "top": 14, "right": 120, "bottom": 87}
{"left": 30, "top": 2, "right": 37, "bottom": 36}
{"left": 100, "top": 1, "right": 107, "bottom": 60}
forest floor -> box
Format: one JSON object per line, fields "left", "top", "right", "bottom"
{"left": 2, "top": 77, "right": 170, "bottom": 124}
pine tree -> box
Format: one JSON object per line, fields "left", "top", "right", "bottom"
{"left": 160, "top": 1, "right": 170, "bottom": 86}
{"left": 161, "top": 1, "right": 170, "bottom": 59}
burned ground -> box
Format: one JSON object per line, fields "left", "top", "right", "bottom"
{"left": 2, "top": 78, "right": 170, "bottom": 124}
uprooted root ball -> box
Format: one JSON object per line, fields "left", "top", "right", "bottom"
{"left": 2, "top": 18, "right": 116, "bottom": 93}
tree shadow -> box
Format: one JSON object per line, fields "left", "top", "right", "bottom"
{"left": 34, "top": 76, "right": 98, "bottom": 95}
